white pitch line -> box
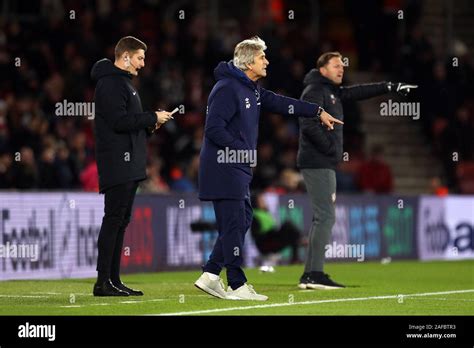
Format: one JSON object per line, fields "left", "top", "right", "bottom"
{"left": 58, "top": 298, "right": 168, "bottom": 308}
{"left": 60, "top": 305, "right": 82, "bottom": 308}
{"left": 0, "top": 295, "right": 50, "bottom": 298}
{"left": 181, "top": 294, "right": 217, "bottom": 298}
{"left": 155, "top": 289, "right": 474, "bottom": 316}
{"left": 405, "top": 297, "right": 474, "bottom": 302}
{"left": 120, "top": 299, "right": 166, "bottom": 304}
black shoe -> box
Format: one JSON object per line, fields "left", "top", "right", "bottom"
{"left": 112, "top": 281, "right": 144, "bottom": 296}
{"left": 298, "top": 272, "right": 311, "bottom": 289}
{"left": 93, "top": 279, "right": 130, "bottom": 296}
{"left": 306, "top": 272, "right": 345, "bottom": 289}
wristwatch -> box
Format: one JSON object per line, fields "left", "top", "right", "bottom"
{"left": 316, "top": 106, "right": 324, "bottom": 120}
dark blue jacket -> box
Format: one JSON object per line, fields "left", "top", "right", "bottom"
{"left": 198, "top": 61, "right": 320, "bottom": 200}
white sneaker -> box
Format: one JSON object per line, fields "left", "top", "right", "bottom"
{"left": 194, "top": 272, "right": 227, "bottom": 299}
{"left": 226, "top": 283, "right": 268, "bottom": 301}
{"left": 259, "top": 265, "right": 276, "bottom": 273}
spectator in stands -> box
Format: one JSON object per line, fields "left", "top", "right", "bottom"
{"left": 357, "top": 144, "right": 394, "bottom": 193}
{"left": 140, "top": 158, "right": 170, "bottom": 194}
{"left": 276, "top": 168, "right": 305, "bottom": 194}
{"left": 429, "top": 176, "right": 449, "bottom": 196}
{"left": 253, "top": 142, "right": 278, "bottom": 189}
{"left": 450, "top": 105, "right": 474, "bottom": 161}
{"left": 37, "top": 145, "right": 57, "bottom": 189}
{"left": 169, "top": 165, "right": 196, "bottom": 192}
{"left": 55, "top": 141, "right": 77, "bottom": 188}
{"left": 0, "top": 152, "right": 13, "bottom": 188}
{"left": 250, "top": 192, "right": 302, "bottom": 269}
{"left": 79, "top": 158, "right": 99, "bottom": 192}
{"left": 438, "top": 104, "right": 474, "bottom": 189}
{"left": 11, "top": 147, "right": 39, "bottom": 189}
{"left": 0, "top": 101, "right": 9, "bottom": 153}
{"left": 0, "top": 2, "right": 471, "bottom": 193}
{"left": 336, "top": 143, "right": 365, "bottom": 192}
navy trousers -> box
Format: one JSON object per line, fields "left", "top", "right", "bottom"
{"left": 203, "top": 195, "right": 253, "bottom": 290}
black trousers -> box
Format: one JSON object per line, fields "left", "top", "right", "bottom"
{"left": 96, "top": 180, "right": 139, "bottom": 282}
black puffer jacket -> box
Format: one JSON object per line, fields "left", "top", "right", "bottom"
{"left": 297, "top": 69, "right": 389, "bottom": 170}
{"left": 91, "top": 58, "right": 157, "bottom": 193}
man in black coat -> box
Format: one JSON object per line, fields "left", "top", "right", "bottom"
{"left": 297, "top": 52, "right": 417, "bottom": 289}
{"left": 91, "top": 36, "right": 173, "bottom": 296}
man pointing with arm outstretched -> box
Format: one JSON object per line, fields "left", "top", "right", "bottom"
{"left": 194, "top": 36, "right": 342, "bottom": 301}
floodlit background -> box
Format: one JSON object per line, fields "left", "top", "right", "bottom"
{"left": 0, "top": 0, "right": 472, "bottom": 194}
{"left": 0, "top": 1, "right": 472, "bottom": 287}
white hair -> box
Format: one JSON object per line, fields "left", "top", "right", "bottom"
{"left": 233, "top": 36, "right": 267, "bottom": 71}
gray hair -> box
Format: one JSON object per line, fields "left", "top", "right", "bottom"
{"left": 233, "top": 36, "right": 267, "bottom": 71}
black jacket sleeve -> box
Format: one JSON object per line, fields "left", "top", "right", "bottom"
{"left": 299, "top": 86, "right": 336, "bottom": 155}
{"left": 339, "top": 82, "right": 389, "bottom": 101}
{"left": 97, "top": 78, "right": 157, "bottom": 133}
{"left": 145, "top": 126, "right": 155, "bottom": 137}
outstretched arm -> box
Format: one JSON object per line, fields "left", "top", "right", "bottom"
{"left": 339, "top": 82, "right": 389, "bottom": 102}
{"left": 260, "top": 88, "right": 319, "bottom": 117}
{"left": 340, "top": 81, "right": 418, "bottom": 101}
{"left": 260, "top": 88, "right": 342, "bottom": 129}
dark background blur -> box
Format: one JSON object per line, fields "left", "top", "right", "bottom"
{"left": 0, "top": 0, "right": 472, "bottom": 194}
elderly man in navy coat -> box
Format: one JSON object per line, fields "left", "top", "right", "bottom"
{"left": 194, "top": 36, "right": 342, "bottom": 301}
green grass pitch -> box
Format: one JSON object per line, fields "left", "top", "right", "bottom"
{"left": 1, "top": 260, "right": 473, "bottom": 315}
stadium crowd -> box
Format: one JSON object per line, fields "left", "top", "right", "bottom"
{"left": 0, "top": 0, "right": 472, "bottom": 193}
